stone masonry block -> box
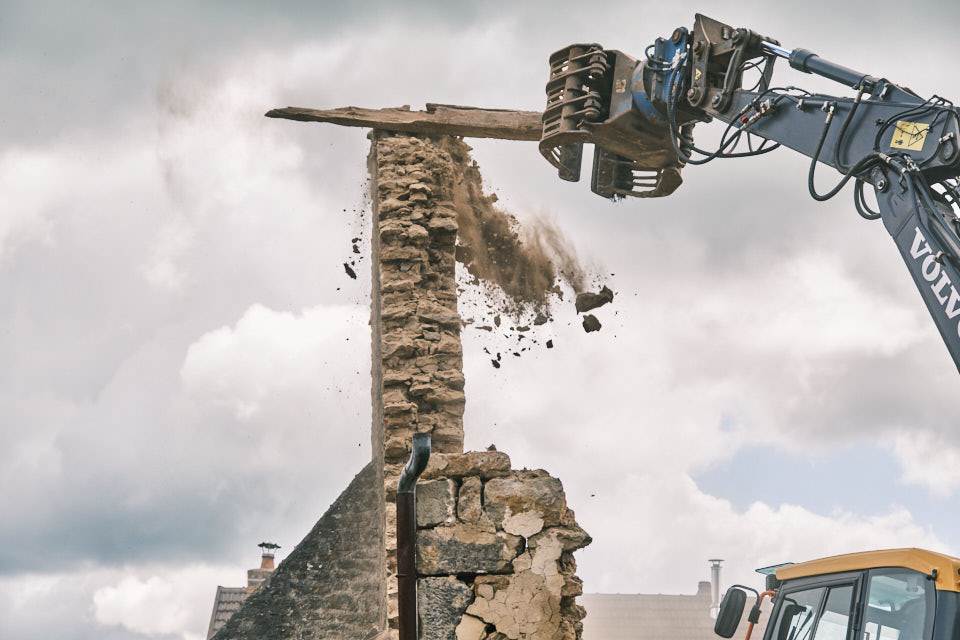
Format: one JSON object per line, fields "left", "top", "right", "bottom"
{"left": 417, "top": 478, "right": 456, "bottom": 527}
{"left": 422, "top": 451, "right": 511, "bottom": 481}
{"left": 484, "top": 471, "right": 567, "bottom": 530}
{"left": 418, "top": 576, "right": 473, "bottom": 640}
{"left": 417, "top": 524, "right": 523, "bottom": 575}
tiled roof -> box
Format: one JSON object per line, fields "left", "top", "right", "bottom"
{"left": 207, "top": 586, "right": 249, "bottom": 639}
{"left": 581, "top": 588, "right": 770, "bottom": 640}
{"left": 581, "top": 592, "right": 717, "bottom": 640}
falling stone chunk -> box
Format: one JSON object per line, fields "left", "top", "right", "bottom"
{"left": 343, "top": 262, "right": 358, "bottom": 279}
{"left": 575, "top": 285, "right": 614, "bottom": 313}
{"left": 582, "top": 314, "right": 601, "bottom": 333}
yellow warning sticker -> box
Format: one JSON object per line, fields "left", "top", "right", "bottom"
{"left": 890, "top": 120, "right": 930, "bottom": 151}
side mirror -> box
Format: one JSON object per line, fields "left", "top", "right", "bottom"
{"left": 715, "top": 588, "right": 748, "bottom": 638}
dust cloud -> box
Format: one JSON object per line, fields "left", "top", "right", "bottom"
{"left": 443, "top": 138, "right": 586, "bottom": 313}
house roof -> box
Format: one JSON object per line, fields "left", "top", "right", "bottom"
{"left": 209, "top": 462, "right": 384, "bottom": 640}
{"left": 581, "top": 583, "right": 770, "bottom": 640}
{"left": 581, "top": 586, "right": 717, "bottom": 640}
{"left": 206, "top": 586, "right": 249, "bottom": 640}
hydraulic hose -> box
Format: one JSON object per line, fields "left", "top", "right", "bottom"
{"left": 808, "top": 104, "right": 880, "bottom": 202}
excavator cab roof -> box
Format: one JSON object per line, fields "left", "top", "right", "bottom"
{"left": 775, "top": 548, "right": 960, "bottom": 592}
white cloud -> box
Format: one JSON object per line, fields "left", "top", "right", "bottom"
{"left": 181, "top": 303, "right": 366, "bottom": 421}
{"left": 0, "top": 150, "right": 60, "bottom": 259}
{"left": 891, "top": 430, "right": 960, "bottom": 497}
{"left": 93, "top": 565, "right": 237, "bottom": 640}
{"left": 0, "top": 564, "right": 241, "bottom": 640}
{"left": 577, "top": 472, "right": 947, "bottom": 595}
{"left": 141, "top": 219, "right": 194, "bottom": 291}
{"left": 700, "top": 252, "right": 926, "bottom": 359}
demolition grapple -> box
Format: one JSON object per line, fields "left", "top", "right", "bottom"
{"left": 539, "top": 14, "right": 960, "bottom": 372}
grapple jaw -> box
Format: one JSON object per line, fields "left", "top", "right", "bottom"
{"left": 539, "top": 43, "right": 684, "bottom": 199}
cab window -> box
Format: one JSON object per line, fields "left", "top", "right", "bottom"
{"left": 773, "top": 587, "right": 824, "bottom": 640}
{"left": 814, "top": 585, "right": 855, "bottom": 640}
{"left": 862, "top": 569, "right": 934, "bottom": 640}
{"left": 772, "top": 584, "right": 855, "bottom": 640}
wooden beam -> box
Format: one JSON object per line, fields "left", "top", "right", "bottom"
{"left": 264, "top": 103, "right": 542, "bottom": 141}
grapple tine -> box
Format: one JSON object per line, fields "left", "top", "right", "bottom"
{"left": 539, "top": 43, "right": 685, "bottom": 199}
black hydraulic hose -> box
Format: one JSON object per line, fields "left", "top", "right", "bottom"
{"left": 723, "top": 140, "right": 781, "bottom": 158}
{"left": 808, "top": 105, "right": 880, "bottom": 201}
{"left": 833, "top": 85, "right": 867, "bottom": 173}
{"left": 397, "top": 433, "right": 431, "bottom": 640}
{"left": 854, "top": 179, "right": 881, "bottom": 220}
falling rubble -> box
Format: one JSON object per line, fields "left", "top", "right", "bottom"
{"left": 581, "top": 315, "right": 602, "bottom": 333}
{"left": 575, "top": 286, "right": 614, "bottom": 314}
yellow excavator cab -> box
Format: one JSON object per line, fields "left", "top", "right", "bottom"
{"left": 716, "top": 548, "right": 960, "bottom": 640}
{"left": 776, "top": 549, "right": 960, "bottom": 593}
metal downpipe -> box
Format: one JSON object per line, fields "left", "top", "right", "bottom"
{"left": 397, "top": 433, "right": 432, "bottom": 640}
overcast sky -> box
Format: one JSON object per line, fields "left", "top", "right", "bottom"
{"left": 4, "top": 1, "right": 960, "bottom": 639}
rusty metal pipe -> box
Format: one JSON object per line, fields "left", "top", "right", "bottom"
{"left": 397, "top": 433, "right": 431, "bottom": 640}
{"left": 743, "top": 590, "right": 776, "bottom": 640}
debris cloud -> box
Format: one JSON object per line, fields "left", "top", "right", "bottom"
{"left": 444, "top": 138, "right": 585, "bottom": 311}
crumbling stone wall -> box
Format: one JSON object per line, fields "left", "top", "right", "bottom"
{"left": 370, "top": 133, "right": 591, "bottom": 640}
{"left": 370, "top": 133, "right": 467, "bottom": 626}
{"left": 215, "top": 131, "right": 590, "bottom": 640}
{"left": 416, "top": 454, "right": 591, "bottom": 640}
{"left": 371, "top": 132, "right": 465, "bottom": 463}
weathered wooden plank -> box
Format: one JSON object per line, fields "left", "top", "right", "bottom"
{"left": 264, "top": 104, "right": 543, "bottom": 141}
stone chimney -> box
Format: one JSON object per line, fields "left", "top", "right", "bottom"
{"left": 259, "top": 552, "right": 275, "bottom": 571}
{"left": 709, "top": 558, "right": 724, "bottom": 616}
{"left": 246, "top": 545, "right": 278, "bottom": 592}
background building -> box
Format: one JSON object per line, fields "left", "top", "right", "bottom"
{"left": 582, "top": 560, "right": 769, "bottom": 640}
{"left": 206, "top": 545, "right": 278, "bottom": 639}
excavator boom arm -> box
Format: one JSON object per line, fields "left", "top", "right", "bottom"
{"left": 540, "top": 14, "right": 960, "bottom": 371}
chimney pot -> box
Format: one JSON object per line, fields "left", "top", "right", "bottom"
{"left": 261, "top": 552, "right": 275, "bottom": 570}
{"left": 709, "top": 558, "right": 724, "bottom": 617}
